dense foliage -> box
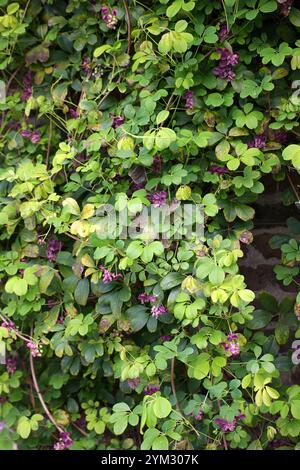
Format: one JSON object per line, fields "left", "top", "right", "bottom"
{"left": 1, "top": 0, "right": 300, "bottom": 451}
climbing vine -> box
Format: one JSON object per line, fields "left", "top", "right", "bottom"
{"left": 1, "top": 0, "right": 300, "bottom": 451}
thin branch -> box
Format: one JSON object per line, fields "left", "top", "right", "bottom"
{"left": 29, "top": 338, "right": 64, "bottom": 433}
{"left": 71, "top": 422, "right": 88, "bottom": 437}
{"left": 123, "top": 0, "right": 132, "bottom": 55}
{"left": 6, "top": 66, "right": 22, "bottom": 93}
{"left": 286, "top": 169, "right": 300, "bottom": 203}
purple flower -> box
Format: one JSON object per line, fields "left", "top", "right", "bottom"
{"left": 109, "top": 113, "right": 124, "bottom": 129}
{"left": 1, "top": 320, "right": 15, "bottom": 331}
{"left": 247, "top": 134, "right": 266, "bottom": 149}
{"left": 30, "top": 131, "right": 41, "bottom": 143}
{"left": 46, "top": 238, "right": 62, "bottom": 262}
{"left": 20, "top": 129, "right": 32, "bottom": 138}
{"left": 209, "top": 164, "right": 229, "bottom": 175}
{"left": 21, "top": 71, "right": 33, "bottom": 102}
{"left": 6, "top": 121, "right": 21, "bottom": 130}
{"left": 138, "top": 293, "right": 157, "bottom": 304}
{"left": 26, "top": 341, "right": 41, "bottom": 357}
{"left": 20, "top": 129, "right": 41, "bottom": 143}
{"left": 213, "top": 48, "right": 239, "bottom": 82}
{"left": 70, "top": 108, "right": 78, "bottom": 119}
{"left": 194, "top": 409, "right": 204, "bottom": 421}
{"left": 81, "top": 56, "right": 91, "bottom": 75}
{"left": 160, "top": 334, "right": 172, "bottom": 342}
{"left": 127, "top": 378, "right": 140, "bottom": 390}
{"left": 278, "top": 0, "right": 293, "bottom": 17}
{"left": 148, "top": 191, "right": 167, "bottom": 208}
{"left": 6, "top": 357, "right": 17, "bottom": 375}
{"left": 46, "top": 299, "right": 57, "bottom": 308}
{"left": 99, "top": 265, "right": 122, "bottom": 283}
{"left": 101, "top": 6, "right": 118, "bottom": 29}
{"left": 239, "top": 230, "right": 253, "bottom": 245}
{"left": 152, "top": 155, "right": 162, "bottom": 174}
{"left": 215, "top": 418, "right": 236, "bottom": 432}
{"left": 273, "top": 130, "right": 288, "bottom": 144}
{"left": 184, "top": 90, "right": 195, "bottom": 110}
{"left": 143, "top": 384, "right": 160, "bottom": 395}
{"left": 227, "top": 333, "right": 238, "bottom": 342}
{"left": 222, "top": 333, "right": 240, "bottom": 357}
{"left": 54, "top": 432, "right": 73, "bottom": 451}
{"left": 228, "top": 342, "right": 240, "bottom": 356}
{"left": 215, "top": 413, "right": 245, "bottom": 433}
{"left": 219, "top": 22, "right": 229, "bottom": 42}
{"left": 151, "top": 304, "right": 167, "bottom": 319}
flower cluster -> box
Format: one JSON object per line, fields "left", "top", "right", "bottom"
{"left": 1, "top": 319, "right": 15, "bottom": 330}
{"left": 143, "top": 384, "right": 160, "bottom": 395}
{"left": 81, "top": 56, "right": 91, "bottom": 75}
{"left": 219, "top": 22, "right": 229, "bottom": 41}
{"left": 109, "top": 113, "right": 125, "bottom": 129}
{"left": 26, "top": 341, "right": 42, "bottom": 357}
{"left": 127, "top": 378, "right": 140, "bottom": 390}
{"left": 46, "top": 238, "right": 62, "bottom": 262}
{"left": 222, "top": 333, "right": 240, "bottom": 357}
{"left": 147, "top": 191, "right": 167, "bottom": 207}
{"left": 151, "top": 304, "right": 168, "bottom": 319}
{"left": 152, "top": 155, "right": 162, "bottom": 174}
{"left": 209, "top": 164, "right": 229, "bottom": 176}
{"left": 215, "top": 413, "right": 245, "bottom": 432}
{"left": 6, "top": 357, "right": 17, "bottom": 375}
{"left": 21, "top": 71, "right": 33, "bottom": 102}
{"left": 277, "top": 0, "right": 293, "bottom": 17}
{"left": 247, "top": 134, "right": 266, "bottom": 149}
{"left": 54, "top": 432, "right": 73, "bottom": 451}
{"left": 160, "top": 334, "right": 172, "bottom": 342}
{"left": 20, "top": 129, "right": 41, "bottom": 144}
{"left": 184, "top": 90, "right": 195, "bottom": 110}
{"left": 99, "top": 265, "right": 123, "bottom": 283}
{"left": 101, "top": 6, "right": 118, "bottom": 29}
{"left": 138, "top": 293, "right": 157, "bottom": 304}
{"left": 213, "top": 48, "right": 239, "bottom": 81}
{"left": 194, "top": 409, "right": 204, "bottom": 421}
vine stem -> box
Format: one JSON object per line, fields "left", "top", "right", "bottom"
{"left": 71, "top": 422, "right": 88, "bottom": 437}
{"left": 122, "top": 0, "right": 132, "bottom": 55}
{"left": 170, "top": 358, "right": 180, "bottom": 411}
{"left": 29, "top": 329, "right": 64, "bottom": 434}
{"left": 286, "top": 168, "right": 300, "bottom": 203}
{"left": 46, "top": 119, "right": 53, "bottom": 169}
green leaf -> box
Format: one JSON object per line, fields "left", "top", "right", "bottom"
{"left": 289, "top": 7, "right": 300, "bottom": 27}
{"left": 74, "top": 279, "right": 90, "bottom": 306}
{"left": 113, "top": 416, "right": 128, "bottom": 435}
{"left": 166, "top": 0, "right": 182, "bottom": 18}
{"left": 245, "top": 309, "right": 272, "bottom": 329}
{"left": 161, "top": 273, "right": 184, "bottom": 290}
{"left": 291, "top": 400, "right": 300, "bottom": 419}
{"left": 17, "top": 417, "right": 31, "bottom": 439}
{"left": 209, "top": 266, "right": 225, "bottom": 285}
{"left": 152, "top": 435, "right": 169, "bottom": 450}
{"left": 153, "top": 397, "right": 172, "bottom": 418}
{"left": 93, "top": 45, "right": 111, "bottom": 57}
{"left": 124, "top": 305, "right": 149, "bottom": 332}
{"left": 156, "top": 110, "right": 169, "bottom": 125}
